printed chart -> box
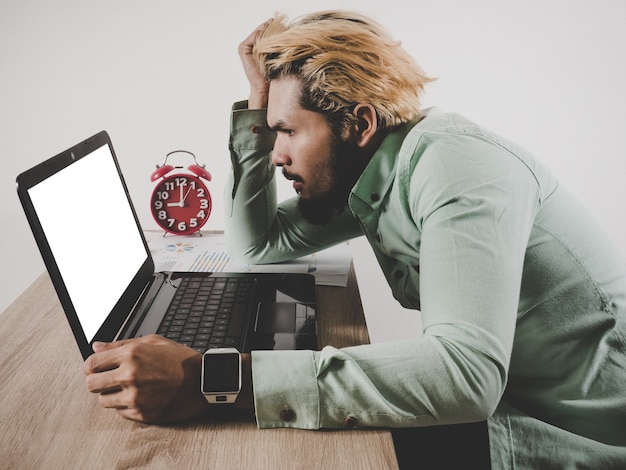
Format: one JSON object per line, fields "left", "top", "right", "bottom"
{"left": 144, "top": 231, "right": 352, "bottom": 286}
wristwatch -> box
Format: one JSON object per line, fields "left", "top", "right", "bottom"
{"left": 201, "top": 348, "right": 242, "bottom": 404}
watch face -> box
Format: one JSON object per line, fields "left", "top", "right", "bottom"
{"left": 150, "top": 174, "right": 211, "bottom": 234}
{"left": 201, "top": 351, "right": 241, "bottom": 394}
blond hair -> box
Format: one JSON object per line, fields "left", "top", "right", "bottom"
{"left": 254, "top": 10, "right": 434, "bottom": 133}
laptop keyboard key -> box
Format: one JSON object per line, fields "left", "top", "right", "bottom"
{"left": 227, "top": 303, "right": 246, "bottom": 338}
{"left": 157, "top": 276, "right": 254, "bottom": 351}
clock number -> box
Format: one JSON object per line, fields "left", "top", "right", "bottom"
{"left": 151, "top": 173, "right": 211, "bottom": 234}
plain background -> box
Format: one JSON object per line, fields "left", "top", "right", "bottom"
{"left": 2, "top": 0, "right": 625, "bottom": 317}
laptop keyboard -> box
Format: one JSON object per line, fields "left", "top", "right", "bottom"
{"left": 157, "top": 276, "right": 254, "bottom": 354}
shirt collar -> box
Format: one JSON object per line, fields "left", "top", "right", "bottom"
{"left": 350, "top": 116, "right": 422, "bottom": 210}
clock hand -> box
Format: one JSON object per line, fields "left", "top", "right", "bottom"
{"left": 182, "top": 186, "right": 193, "bottom": 204}
{"left": 166, "top": 184, "right": 184, "bottom": 207}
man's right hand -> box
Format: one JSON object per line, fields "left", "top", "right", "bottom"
{"left": 238, "top": 19, "right": 274, "bottom": 109}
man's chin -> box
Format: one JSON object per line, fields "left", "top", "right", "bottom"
{"left": 297, "top": 196, "right": 344, "bottom": 225}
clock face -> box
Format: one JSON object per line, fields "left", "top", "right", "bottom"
{"left": 150, "top": 173, "right": 211, "bottom": 234}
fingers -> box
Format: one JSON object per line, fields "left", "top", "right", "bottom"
{"left": 96, "top": 386, "right": 154, "bottom": 424}
{"left": 97, "top": 387, "right": 132, "bottom": 410}
{"left": 85, "top": 368, "right": 123, "bottom": 394}
{"left": 239, "top": 18, "right": 273, "bottom": 55}
{"left": 84, "top": 335, "right": 163, "bottom": 373}
{"left": 82, "top": 335, "right": 207, "bottom": 423}
{"left": 84, "top": 345, "right": 135, "bottom": 395}
{"left": 238, "top": 18, "right": 275, "bottom": 109}
{"left": 84, "top": 339, "right": 129, "bottom": 374}
{"left": 84, "top": 338, "right": 155, "bottom": 401}
{"left": 95, "top": 387, "right": 149, "bottom": 422}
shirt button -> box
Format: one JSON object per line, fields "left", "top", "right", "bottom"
{"left": 394, "top": 270, "right": 404, "bottom": 280}
{"left": 370, "top": 192, "right": 380, "bottom": 202}
{"left": 250, "top": 125, "right": 261, "bottom": 134}
{"left": 280, "top": 408, "right": 296, "bottom": 422}
{"left": 375, "top": 233, "right": 382, "bottom": 243}
{"left": 344, "top": 416, "right": 359, "bottom": 429}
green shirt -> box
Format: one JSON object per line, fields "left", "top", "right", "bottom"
{"left": 225, "top": 102, "right": 626, "bottom": 469}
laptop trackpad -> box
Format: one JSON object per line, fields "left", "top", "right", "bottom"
{"left": 254, "top": 302, "right": 316, "bottom": 350}
{"left": 256, "top": 302, "right": 301, "bottom": 333}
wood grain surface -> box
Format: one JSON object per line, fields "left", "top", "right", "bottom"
{"left": 0, "top": 267, "right": 398, "bottom": 469}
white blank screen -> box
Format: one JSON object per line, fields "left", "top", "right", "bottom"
{"left": 28, "top": 144, "right": 147, "bottom": 342}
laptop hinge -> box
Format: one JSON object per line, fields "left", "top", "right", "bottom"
{"left": 114, "top": 273, "right": 166, "bottom": 341}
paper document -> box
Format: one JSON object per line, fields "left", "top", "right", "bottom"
{"left": 144, "top": 231, "right": 352, "bottom": 287}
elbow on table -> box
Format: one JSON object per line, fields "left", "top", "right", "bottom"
{"left": 224, "top": 231, "right": 270, "bottom": 265}
{"left": 224, "top": 235, "right": 293, "bottom": 266}
{"left": 467, "top": 389, "right": 501, "bottom": 423}
{"left": 429, "top": 332, "right": 508, "bottom": 423}
{"left": 229, "top": 246, "right": 267, "bottom": 265}
{"left": 454, "top": 359, "right": 506, "bottom": 423}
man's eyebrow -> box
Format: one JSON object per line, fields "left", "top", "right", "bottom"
{"left": 267, "top": 119, "right": 290, "bottom": 132}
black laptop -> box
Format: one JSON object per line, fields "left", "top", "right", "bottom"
{"left": 17, "top": 131, "right": 317, "bottom": 359}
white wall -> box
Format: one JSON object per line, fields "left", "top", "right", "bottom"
{"left": 2, "top": 0, "right": 625, "bottom": 315}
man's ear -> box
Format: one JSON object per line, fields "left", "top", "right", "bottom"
{"left": 353, "top": 103, "right": 378, "bottom": 148}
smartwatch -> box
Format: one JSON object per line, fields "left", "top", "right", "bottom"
{"left": 201, "top": 348, "right": 241, "bottom": 404}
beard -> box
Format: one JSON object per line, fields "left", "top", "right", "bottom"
{"left": 297, "top": 184, "right": 348, "bottom": 225}
{"left": 295, "top": 138, "right": 362, "bottom": 225}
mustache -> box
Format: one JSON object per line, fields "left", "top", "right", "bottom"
{"left": 282, "top": 168, "right": 304, "bottom": 183}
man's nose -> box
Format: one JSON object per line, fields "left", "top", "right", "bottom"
{"left": 271, "top": 147, "right": 291, "bottom": 167}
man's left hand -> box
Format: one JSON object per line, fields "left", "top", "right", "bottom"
{"left": 83, "top": 334, "right": 209, "bottom": 423}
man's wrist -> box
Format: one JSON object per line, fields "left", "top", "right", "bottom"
{"left": 235, "top": 353, "right": 254, "bottom": 411}
{"left": 248, "top": 90, "right": 268, "bottom": 109}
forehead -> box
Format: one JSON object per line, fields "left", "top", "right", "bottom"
{"left": 267, "top": 77, "right": 328, "bottom": 130}
{"left": 267, "top": 76, "right": 307, "bottom": 127}
{"left": 267, "top": 77, "right": 305, "bottom": 127}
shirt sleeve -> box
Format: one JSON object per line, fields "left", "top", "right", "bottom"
{"left": 224, "top": 101, "right": 361, "bottom": 264}
{"left": 252, "top": 131, "right": 543, "bottom": 430}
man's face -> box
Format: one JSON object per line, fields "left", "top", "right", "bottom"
{"left": 267, "top": 76, "right": 357, "bottom": 225}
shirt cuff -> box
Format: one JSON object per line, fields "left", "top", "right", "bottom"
{"left": 230, "top": 101, "right": 275, "bottom": 154}
{"left": 251, "top": 349, "right": 320, "bottom": 429}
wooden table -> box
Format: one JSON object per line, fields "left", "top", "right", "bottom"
{"left": 0, "top": 267, "right": 398, "bottom": 469}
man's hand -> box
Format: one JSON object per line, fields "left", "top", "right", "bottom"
{"left": 238, "top": 19, "right": 274, "bottom": 109}
{"left": 83, "top": 335, "right": 209, "bottom": 424}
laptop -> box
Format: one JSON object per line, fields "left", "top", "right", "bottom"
{"left": 17, "top": 130, "right": 317, "bottom": 360}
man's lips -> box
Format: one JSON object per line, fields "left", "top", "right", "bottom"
{"left": 283, "top": 169, "right": 303, "bottom": 192}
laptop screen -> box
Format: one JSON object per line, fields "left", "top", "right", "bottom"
{"left": 27, "top": 142, "right": 147, "bottom": 342}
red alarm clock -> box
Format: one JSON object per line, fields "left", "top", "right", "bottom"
{"left": 150, "top": 150, "right": 212, "bottom": 235}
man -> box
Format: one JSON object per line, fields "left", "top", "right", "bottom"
{"left": 84, "top": 11, "right": 626, "bottom": 469}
